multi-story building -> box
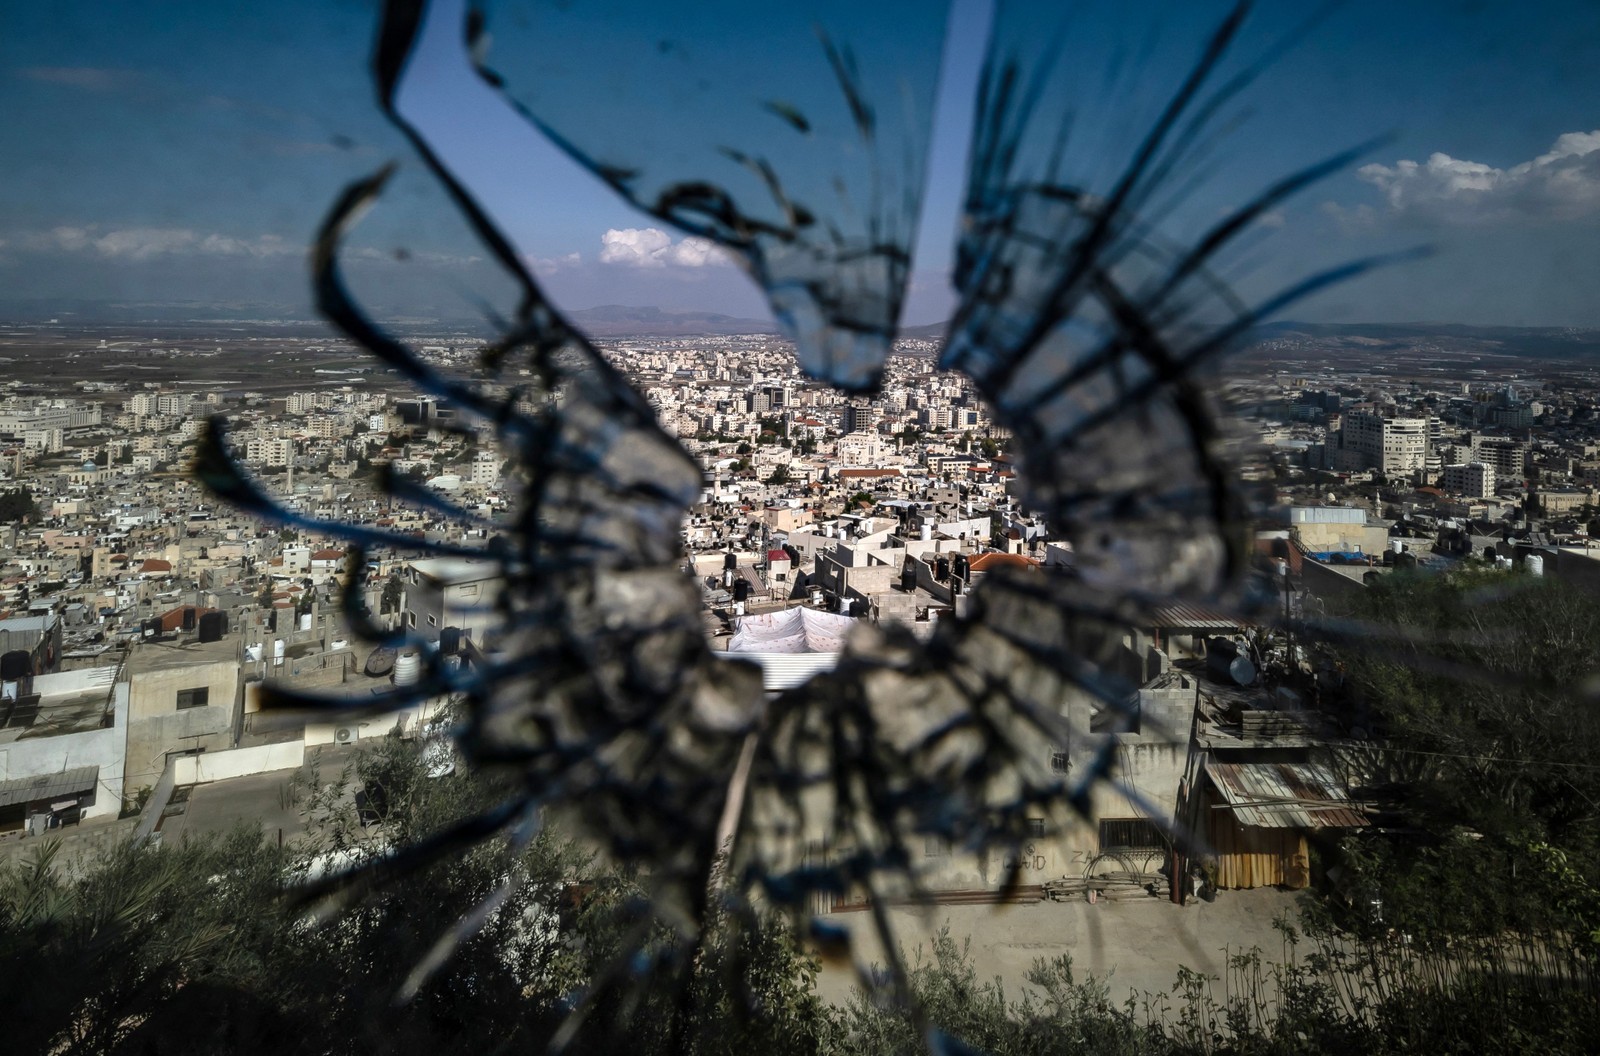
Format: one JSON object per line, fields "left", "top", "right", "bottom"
{"left": 244, "top": 437, "right": 293, "bottom": 467}
{"left": 0, "top": 398, "right": 103, "bottom": 439}
{"left": 1338, "top": 412, "right": 1429, "bottom": 474}
{"left": 469, "top": 454, "right": 501, "bottom": 488}
{"left": 1470, "top": 435, "right": 1527, "bottom": 480}
{"left": 156, "top": 393, "right": 192, "bottom": 416}
{"left": 1440, "top": 461, "right": 1495, "bottom": 498}
{"left": 840, "top": 401, "right": 877, "bottom": 435}
{"left": 400, "top": 558, "right": 502, "bottom": 650}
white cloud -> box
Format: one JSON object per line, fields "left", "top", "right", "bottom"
{"left": 28, "top": 226, "right": 297, "bottom": 260}
{"left": 599, "top": 227, "right": 731, "bottom": 268}
{"left": 528, "top": 252, "right": 581, "bottom": 276}
{"left": 1357, "top": 130, "right": 1600, "bottom": 223}
{"left": 343, "top": 245, "right": 483, "bottom": 267}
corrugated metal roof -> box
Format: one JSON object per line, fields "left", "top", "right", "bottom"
{"left": 1290, "top": 506, "right": 1367, "bottom": 525}
{"left": 1147, "top": 603, "right": 1239, "bottom": 630}
{"left": 1206, "top": 761, "right": 1367, "bottom": 830}
{"left": 0, "top": 765, "right": 100, "bottom": 809}
{"left": 714, "top": 651, "right": 840, "bottom": 691}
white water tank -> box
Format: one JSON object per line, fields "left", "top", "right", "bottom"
{"left": 1525, "top": 554, "right": 1544, "bottom": 577}
{"left": 392, "top": 650, "right": 421, "bottom": 686}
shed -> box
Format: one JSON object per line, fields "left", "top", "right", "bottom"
{"left": 0, "top": 765, "right": 100, "bottom": 831}
{"left": 1204, "top": 761, "right": 1366, "bottom": 890}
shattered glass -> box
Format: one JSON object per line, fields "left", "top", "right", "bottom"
{"left": 191, "top": 0, "right": 1405, "bottom": 1048}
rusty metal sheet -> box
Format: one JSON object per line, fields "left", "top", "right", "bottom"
{"left": 1205, "top": 760, "right": 1367, "bottom": 829}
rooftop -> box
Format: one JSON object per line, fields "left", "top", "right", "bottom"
{"left": 1206, "top": 761, "right": 1368, "bottom": 830}
{"left": 409, "top": 556, "right": 498, "bottom": 586}
{"left": 125, "top": 633, "right": 240, "bottom": 673}
{"left": 0, "top": 666, "right": 120, "bottom": 742}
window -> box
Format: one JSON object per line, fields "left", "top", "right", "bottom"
{"left": 406, "top": 612, "right": 417, "bottom": 628}
{"left": 1099, "top": 818, "right": 1165, "bottom": 852}
{"left": 427, "top": 614, "right": 437, "bottom": 626}
{"left": 1050, "top": 750, "right": 1069, "bottom": 774}
{"left": 176, "top": 686, "right": 209, "bottom": 710}
{"left": 1026, "top": 818, "right": 1045, "bottom": 838}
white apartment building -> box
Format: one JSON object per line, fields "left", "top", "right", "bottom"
{"left": 1440, "top": 461, "right": 1495, "bottom": 498}
{"left": 245, "top": 437, "right": 293, "bottom": 467}
{"left": 836, "top": 431, "right": 883, "bottom": 466}
{"left": 1340, "top": 412, "right": 1429, "bottom": 474}
{"left": 470, "top": 454, "right": 501, "bottom": 487}
{"left": 22, "top": 427, "right": 63, "bottom": 452}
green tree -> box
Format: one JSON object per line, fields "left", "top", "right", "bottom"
{"left": 0, "top": 486, "right": 37, "bottom": 524}
{"left": 380, "top": 570, "right": 404, "bottom": 614}
{"left": 1318, "top": 568, "right": 1600, "bottom": 948}
{"left": 0, "top": 730, "right": 830, "bottom": 1056}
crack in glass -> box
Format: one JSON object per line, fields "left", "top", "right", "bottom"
{"left": 191, "top": 1, "right": 1394, "bottom": 1049}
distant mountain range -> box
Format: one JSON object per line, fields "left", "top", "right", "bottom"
{"left": 4, "top": 298, "right": 1597, "bottom": 360}
{"left": 565, "top": 308, "right": 959, "bottom": 342}
{"left": 564, "top": 304, "right": 777, "bottom": 336}
{"left": 1246, "top": 321, "right": 1600, "bottom": 361}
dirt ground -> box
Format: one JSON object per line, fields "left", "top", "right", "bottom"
{"left": 815, "top": 887, "right": 1304, "bottom": 1007}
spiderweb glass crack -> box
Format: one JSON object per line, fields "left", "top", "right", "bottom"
{"left": 193, "top": 1, "right": 1393, "bottom": 1050}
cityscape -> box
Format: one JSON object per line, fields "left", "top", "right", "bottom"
{"left": 2, "top": 316, "right": 1597, "bottom": 860}
{"left": 4, "top": 1, "right": 1600, "bottom": 1053}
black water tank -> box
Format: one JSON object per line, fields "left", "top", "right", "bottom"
{"left": 732, "top": 578, "right": 752, "bottom": 602}
{"left": 198, "top": 612, "right": 224, "bottom": 643}
{"left": 723, "top": 552, "right": 738, "bottom": 571}
{"left": 439, "top": 626, "right": 461, "bottom": 655}
{"left": 0, "top": 650, "right": 31, "bottom": 681}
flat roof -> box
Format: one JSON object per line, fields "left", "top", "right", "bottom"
{"left": 125, "top": 633, "right": 240, "bottom": 673}
{"left": 0, "top": 667, "right": 119, "bottom": 742}
{"left": 409, "top": 557, "right": 499, "bottom": 585}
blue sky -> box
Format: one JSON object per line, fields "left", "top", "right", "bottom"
{"left": 2, "top": 0, "right": 1599, "bottom": 327}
